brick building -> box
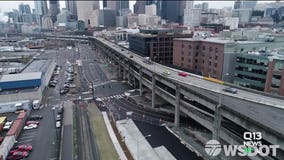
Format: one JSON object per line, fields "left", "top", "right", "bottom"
{"left": 265, "top": 57, "right": 284, "bottom": 96}
{"left": 129, "top": 28, "right": 192, "bottom": 65}
{"left": 173, "top": 37, "right": 236, "bottom": 81}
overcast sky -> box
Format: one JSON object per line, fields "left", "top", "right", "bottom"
{"left": 0, "top": 1, "right": 273, "bottom": 13}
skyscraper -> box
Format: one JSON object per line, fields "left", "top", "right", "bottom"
{"left": 184, "top": 1, "right": 201, "bottom": 27}
{"left": 234, "top": 0, "right": 242, "bottom": 9}
{"left": 106, "top": 0, "right": 129, "bottom": 16}
{"left": 134, "top": 1, "right": 146, "bottom": 14}
{"left": 66, "top": 0, "right": 77, "bottom": 19}
{"left": 34, "top": 0, "right": 48, "bottom": 26}
{"left": 49, "top": 0, "right": 60, "bottom": 23}
{"left": 161, "top": 1, "right": 185, "bottom": 24}
{"left": 19, "top": 4, "right": 31, "bottom": 14}
{"left": 242, "top": 1, "right": 257, "bottom": 9}
{"left": 77, "top": 1, "right": 100, "bottom": 27}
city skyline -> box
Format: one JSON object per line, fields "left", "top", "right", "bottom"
{"left": 0, "top": 1, "right": 275, "bottom": 13}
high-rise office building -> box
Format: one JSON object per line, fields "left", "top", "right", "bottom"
{"left": 77, "top": 1, "right": 100, "bottom": 27}
{"left": 66, "top": 0, "right": 77, "bottom": 19}
{"left": 242, "top": 1, "right": 257, "bottom": 9}
{"left": 106, "top": 0, "right": 129, "bottom": 16}
{"left": 160, "top": 1, "right": 185, "bottom": 24}
{"left": 49, "top": 0, "right": 60, "bottom": 23}
{"left": 134, "top": 1, "right": 146, "bottom": 14}
{"left": 184, "top": 1, "right": 201, "bottom": 27}
{"left": 19, "top": 4, "right": 31, "bottom": 14}
{"left": 34, "top": 0, "right": 48, "bottom": 26}
{"left": 234, "top": 0, "right": 242, "bottom": 9}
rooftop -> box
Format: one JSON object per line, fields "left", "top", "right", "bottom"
{"left": 0, "top": 72, "right": 42, "bottom": 82}
{"left": 174, "top": 37, "right": 267, "bottom": 44}
{"left": 22, "top": 59, "right": 52, "bottom": 76}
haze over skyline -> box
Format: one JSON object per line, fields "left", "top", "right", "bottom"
{"left": 0, "top": 1, "right": 275, "bottom": 13}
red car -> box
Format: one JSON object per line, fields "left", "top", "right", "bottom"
{"left": 25, "top": 121, "right": 39, "bottom": 125}
{"left": 7, "top": 151, "right": 28, "bottom": 160}
{"left": 17, "top": 144, "right": 33, "bottom": 151}
{"left": 178, "top": 72, "right": 188, "bottom": 77}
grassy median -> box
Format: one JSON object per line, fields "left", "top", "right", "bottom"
{"left": 87, "top": 103, "right": 119, "bottom": 160}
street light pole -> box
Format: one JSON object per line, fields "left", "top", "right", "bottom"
{"left": 137, "top": 134, "right": 151, "bottom": 160}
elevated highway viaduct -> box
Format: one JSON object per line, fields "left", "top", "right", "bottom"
{"left": 47, "top": 35, "right": 284, "bottom": 160}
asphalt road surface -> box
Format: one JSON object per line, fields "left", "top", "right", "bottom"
{"left": 134, "top": 121, "right": 203, "bottom": 160}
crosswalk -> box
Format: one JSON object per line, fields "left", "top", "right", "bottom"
{"left": 97, "top": 94, "right": 125, "bottom": 101}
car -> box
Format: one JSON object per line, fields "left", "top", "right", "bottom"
{"left": 49, "top": 82, "right": 56, "bottom": 87}
{"left": 58, "top": 107, "right": 64, "bottom": 114}
{"left": 161, "top": 70, "right": 171, "bottom": 76}
{"left": 129, "top": 55, "right": 133, "bottom": 58}
{"left": 24, "top": 124, "right": 38, "bottom": 130}
{"left": 7, "top": 151, "right": 28, "bottom": 160}
{"left": 222, "top": 87, "right": 238, "bottom": 94}
{"left": 3, "top": 121, "right": 13, "bottom": 131}
{"left": 60, "top": 88, "right": 69, "bottom": 95}
{"left": 56, "top": 114, "right": 61, "bottom": 121}
{"left": 25, "top": 121, "right": 39, "bottom": 125}
{"left": 178, "top": 72, "right": 188, "bottom": 77}
{"left": 56, "top": 121, "right": 61, "bottom": 128}
{"left": 29, "top": 115, "right": 43, "bottom": 121}
{"left": 15, "top": 144, "right": 33, "bottom": 151}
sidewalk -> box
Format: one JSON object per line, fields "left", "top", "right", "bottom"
{"left": 60, "top": 100, "right": 73, "bottom": 160}
{"left": 116, "top": 119, "right": 161, "bottom": 160}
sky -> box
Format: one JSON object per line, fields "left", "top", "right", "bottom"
{"left": 0, "top": 1, "right": 274, "bottom": 13}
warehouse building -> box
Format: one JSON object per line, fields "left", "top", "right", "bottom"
{"left": 0, "top": 59, "right": 55, "bottom": 104}
{"left": 0, "top": 72, "right": 42, "bottom": 91}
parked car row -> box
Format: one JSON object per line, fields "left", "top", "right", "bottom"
{"left": 60, "top": 65, "right": 74, "bottom": 95}
{"left": 23, "top": 115, "right": 42, "bottom": 130}
{"left": 49, "top": 65, "right": 61, "bottom": 87}
{"left": 7, "top": 144, "right": 32, "bottom": 160}
{"left": 56, "top": 106, "right": 63, "bottom": 129}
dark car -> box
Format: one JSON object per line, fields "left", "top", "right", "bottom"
{"left": 222, "top": 87, "right": 238, "bottom": 94}
{"left": 58, "top": 106, "right": 64, "bottom": 114}
{"left": 29, "top": 115, "right": 43, "bottom": 121}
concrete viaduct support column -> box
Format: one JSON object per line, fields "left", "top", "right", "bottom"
{"left": 174, "top": 85, "right": 181, "bottom": 128}
{"left": 123, "top": 67, "right": 127, "bottom": 80}
{"left": 152, "top": 74, "right": 156, "bottom": 108}
{"left": 212, "top": 104, "right": 223, "bottom": 141}
{"left": 127, "top": 65, "right": 130, "bottom": 84}
{"left": 139, "top": 67, "right": 143, "bottom": 96}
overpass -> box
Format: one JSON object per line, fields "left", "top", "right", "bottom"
{"left": 49, "top": 34, "right": 284, "bottom": 160}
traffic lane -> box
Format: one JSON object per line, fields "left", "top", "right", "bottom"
{"left": 94, "top": 82, "right": 131, "bottom": 98}
{"left": 190, "top": 86, "right": 284, "bottom": 135}
{"left": 134, "top": 121, "right": 203, "bottom": 160}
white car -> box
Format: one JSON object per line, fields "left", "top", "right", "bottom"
{"left": 56, "top": 121, "right": 61, "bottom": 128}
{"left": 24, "top": 124, "right": 38, "bottom": 130}
{"left": 3, "top": 121, "right": 13, "bottom": 131}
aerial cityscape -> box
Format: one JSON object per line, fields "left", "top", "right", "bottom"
{"left": 0, "top": 0, "right": 283, "bottom": 160}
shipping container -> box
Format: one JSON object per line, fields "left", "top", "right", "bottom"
{"left": 17, "top": 112, "right": 26, "bottom": 120}
{"left": 6, "top": 119, "right": 23, "bottom": 139}
{"left": 0, "top": 72, "right": 42, "bottom": 90}
{"left": 0, "top": 135, "right": 16, "bottom": 160}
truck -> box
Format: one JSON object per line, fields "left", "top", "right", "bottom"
{"left": 32, "top": 100, "right": 40, "bottom": 110}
